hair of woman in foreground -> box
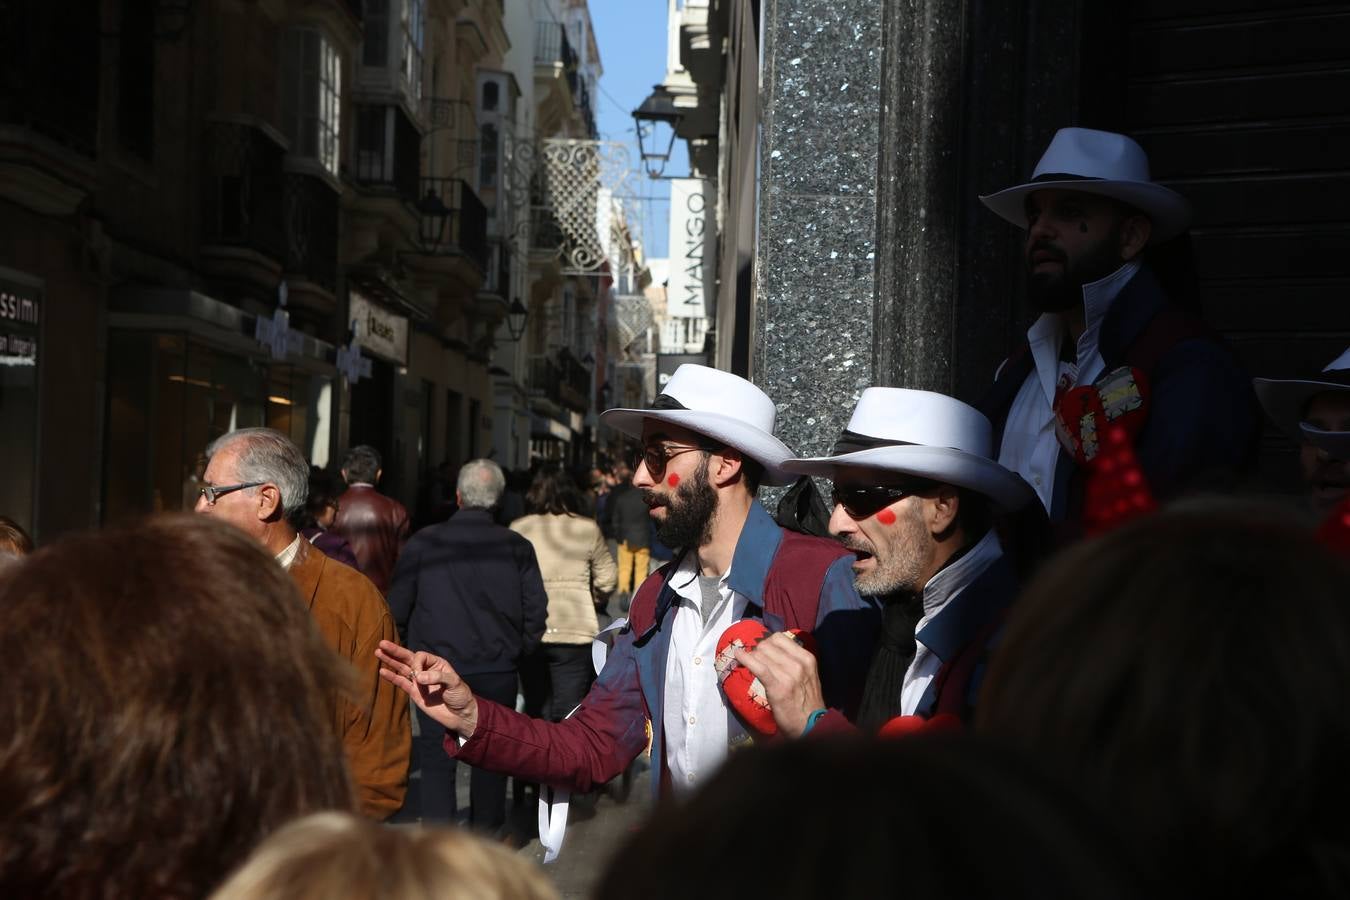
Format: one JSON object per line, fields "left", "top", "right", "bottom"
{"left": 209, "top": 812, "right": 558, "bottom": 900}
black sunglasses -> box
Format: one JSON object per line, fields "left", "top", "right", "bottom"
{"left": 635, "top": 442, "right": 720, "bottom": 481}
{"left": 829, "top": 481, "right": 931, "bottom": 520}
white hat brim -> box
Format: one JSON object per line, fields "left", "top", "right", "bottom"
{"left": 781, "top": 445, "right": 1036, "bottom": 512}
{"left": 599, "top": 407, "right": 797, "bottom": 486}
{"left": 979, "top": 179, "right": 1193, "bottom": 243}
{"left": 1301, "top": 424, "right": 1350, "bottom": 461}
{"left": 1254, "top": 377, "right": 1350, "bottom": 442}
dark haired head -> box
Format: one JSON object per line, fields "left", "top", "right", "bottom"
{"left": 0, "top": 516, "right": 33, "bottom": 557}
{"left": 977, "top": 500, "right": 1350, "bottom": 896}
{"left": 0, "top": 514, "right": 355, "bottom": 898}
{"left": 341, "top": 445, "right": 381, "bottom": 485}
{"left": 525, "top": 466, "right": 584, "bottom": 516}
{"left": 289, "top": 470, "right": 345, "bottom": 532}
{"left": 597, "top": 735, "right": 1147, "bottom": 900}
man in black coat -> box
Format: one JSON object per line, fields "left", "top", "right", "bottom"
{"left": 977, "top": 127, "right": 1256, "bottom": 538}
{"left": 608, "top": 461, "right": 653, "bottom": 605}
{"left": 387, "top": 458, "right": 547, "bottom": 834}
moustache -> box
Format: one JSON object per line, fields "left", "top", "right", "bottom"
{"left": 640, "top": 488, "right": 670, "bottom": 508}
{"left": 1027, "top": 240, "right": 1067, "bottom": 265}
{"left": 838, "top": 534, "right": 875, "bottom": 556}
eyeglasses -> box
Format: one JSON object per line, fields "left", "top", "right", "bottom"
{"left": 199, "top": 481, "right": 265, "bottom": 506}
{"left": 829, "top": 482, "right": 925, "bottom": 520}
{"left": 636, "top": 442, "right": 719, "bottom": 481}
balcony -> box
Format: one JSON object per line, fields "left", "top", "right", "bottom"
{"left": 528, "top": 355, "right": 562, "bottom": 406}
{"left": 353, "top": 104, "right": 421, "bottom": 204}
{"left": 557, "top": 348, "right": 590, "bottom": 412}
{"left": 415, "top": 177, "right": 489, "bottom": 272}
{"left": 202, "top": 122, "right": 288, "bottom": 268}
{"left": 534, "top": 22, "right": 577, "bottom": 71}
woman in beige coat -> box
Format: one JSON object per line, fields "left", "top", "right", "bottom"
{"left": 510, "top": 466, "right": 618, "bottom": 720}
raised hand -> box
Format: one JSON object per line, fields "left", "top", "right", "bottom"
{"left": 733, "top": 632, "right": 826, "bottom": 737}
{"left": 375, "top": 640, "right": 480, "bottom": 739}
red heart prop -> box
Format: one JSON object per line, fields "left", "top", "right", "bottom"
{"left": 1317, "top": 496, "right": 1350, "bottom": 560}
{"left": 714, "top": 620, "right": 816, "bottom": 736}
{"left": 1054, "top": 366, "right": 1151, "bottom": 465}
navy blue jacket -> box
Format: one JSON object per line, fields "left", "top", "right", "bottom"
{"left": 388, "top": 508, "right": 548, "bottom": 676}
{"left": 980, "top": 265, "right": 1259, "bottom": 526}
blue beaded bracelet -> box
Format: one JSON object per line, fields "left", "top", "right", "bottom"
{"left": 802, "top": 708, "right": 829, "bottom": 734}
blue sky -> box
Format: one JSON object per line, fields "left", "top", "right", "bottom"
{"left": 589, "top": 0, "right": 690, "bottom": 260}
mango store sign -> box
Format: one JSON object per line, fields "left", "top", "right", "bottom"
{"left": 349, "top": 291, "right": 408, "bottom": 365}
{"left": 666, "top": 178, "right": 715, "bottom": 320}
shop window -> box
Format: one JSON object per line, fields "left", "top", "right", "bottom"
{"left": 0, "top": 275, "right": 41, "bottom": 534}
{"left": 104, "top": 332, "right": 334, "bottom": 521}
{"left": 282, "top": 28, "right": 343, "bottom": 175}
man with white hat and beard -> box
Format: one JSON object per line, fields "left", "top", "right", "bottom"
{"left": 374, "top": 365, "right": 880, "bottom": 801}
{"left": 734, "top": 388, "right": 1036, "bottom": 735}
{"left": 1254, "top": 347, "right": 1350, "bottom": 516}
{"left": 977, "top": 127, "right": 1256, "bottom": 535}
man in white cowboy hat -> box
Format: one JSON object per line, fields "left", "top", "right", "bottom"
{"left": 373, "top": 365, "right": 880, "bottom": 801}
{"left": 1254, "top": 347, "right": 1350, "bottom": 515}
{"left": 978, "top": 127, "right": 1256, "bottom": 531}
{"left": 734, "top": 388, "right": 1036, "bottom": 735}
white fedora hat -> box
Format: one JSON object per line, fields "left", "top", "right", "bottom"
{"left": 781, "top": 388, "right": 1036, "bottom": 512}
{"left": 1254, "top": 347, "right": 1350, "bottom": 443}
{"left": 599, "top": 364, "right": 796, "bottom": 486}
{"left": 980, "top": 127, "right": 1193, "bottom": 243}
{"left": 1301, "top": 423, "right": 1350, "bottom": 462}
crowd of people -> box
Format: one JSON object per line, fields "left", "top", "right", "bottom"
{"left": 3, "top": 126, "right": 1350, "bottom": 898}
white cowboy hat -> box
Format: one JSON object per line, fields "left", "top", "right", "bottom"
{"left": 599, "top": 364, "right": 796, "bottom": 486}
{"left": 1301, "top": 424, "right": 1350, "bottom": 462}
{"left": 980, "top": 127, "right": 1193, "bottom": 243}
{"left": 1254, "top": 347, "right": 1350, "bottom": 443}
{"left": 781, "top": 387, "right": 1036, "bottom": 511}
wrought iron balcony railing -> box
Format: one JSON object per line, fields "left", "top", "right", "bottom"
{"left": 415, "top": 177, "right": 490, "bottom": 271}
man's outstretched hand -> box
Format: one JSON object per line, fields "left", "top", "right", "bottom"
{"left": 375, "top": 641, "right": 479, "bottom": 739}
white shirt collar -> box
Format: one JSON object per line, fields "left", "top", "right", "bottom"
{"left": 669, "top": 551, "right": 729, "bottom": 597}
{"left": 1026, "top": 259, "right": 1140, "bottom": 403}
{"left": 274, "top": 534, "right": 303, "bottom": 571}
{"left": 920, "top": 529, "right": 1004, "bottom": 620}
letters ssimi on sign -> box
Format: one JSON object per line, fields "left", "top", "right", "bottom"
{"left": 0, "top": 289, "right": 40, "bottom": 326}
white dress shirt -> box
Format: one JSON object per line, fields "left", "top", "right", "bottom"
{"left": 662, "top": 552, "right": 750, "bottom": 796}
{"left": 898, "top": 530, "right": 1005, "bottom": 715}
{"left": 274, "top": 533, "right": 303, "bottom": 571}
{"left": 998, "top": 260, "right": 1141, "bottom": 511}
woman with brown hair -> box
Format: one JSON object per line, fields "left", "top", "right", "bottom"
{"left": 977, "top": 501, "right": 1350, "bottom": 898}
{"left": 0, "top": 514, "right": 355, "bottom": 899}
{"left": 510, "top": 465, "right": 617, "bottom": 720}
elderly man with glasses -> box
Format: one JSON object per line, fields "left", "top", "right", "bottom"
{"left": 734, "top": 388, "right": 1037, "bottom": 736}
{"left": 196, "top": 427, "right": 410, "bottom": 820}
{"left": 376, "top": 365, "right": 880, "bottom": 814}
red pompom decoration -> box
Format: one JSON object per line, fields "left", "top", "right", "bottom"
{"left": 714, "top": 620, "right": 816, "bottom": 737}
{"left": 877, "top": 713, "right": 962, "bottom": 738}
{"left": 1316, "top": 495, "right": 1350, "bottom": 560}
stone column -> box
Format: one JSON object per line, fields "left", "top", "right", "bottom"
{"left": 752, "top": 0, "right": 889, "bottom": 464}
{"left": 752, "top": 0, "right": 1082, "bottom": 473}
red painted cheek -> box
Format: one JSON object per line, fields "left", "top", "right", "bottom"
{"left": 875, "top": 508, "right": 897, "bottom": 525}
{"left": 666, "top": 473, "right": 681, "bottom": 487}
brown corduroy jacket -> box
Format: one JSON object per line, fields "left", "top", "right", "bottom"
{"left": 289, "top": 537, "right": 411, "bottom": 819}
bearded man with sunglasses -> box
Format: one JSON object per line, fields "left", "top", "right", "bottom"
{"left": 375, "top": 365, "right": 881, "bottom": 804}
{"left": 737, "top": 388, "right": 1036, "bottom": 735}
